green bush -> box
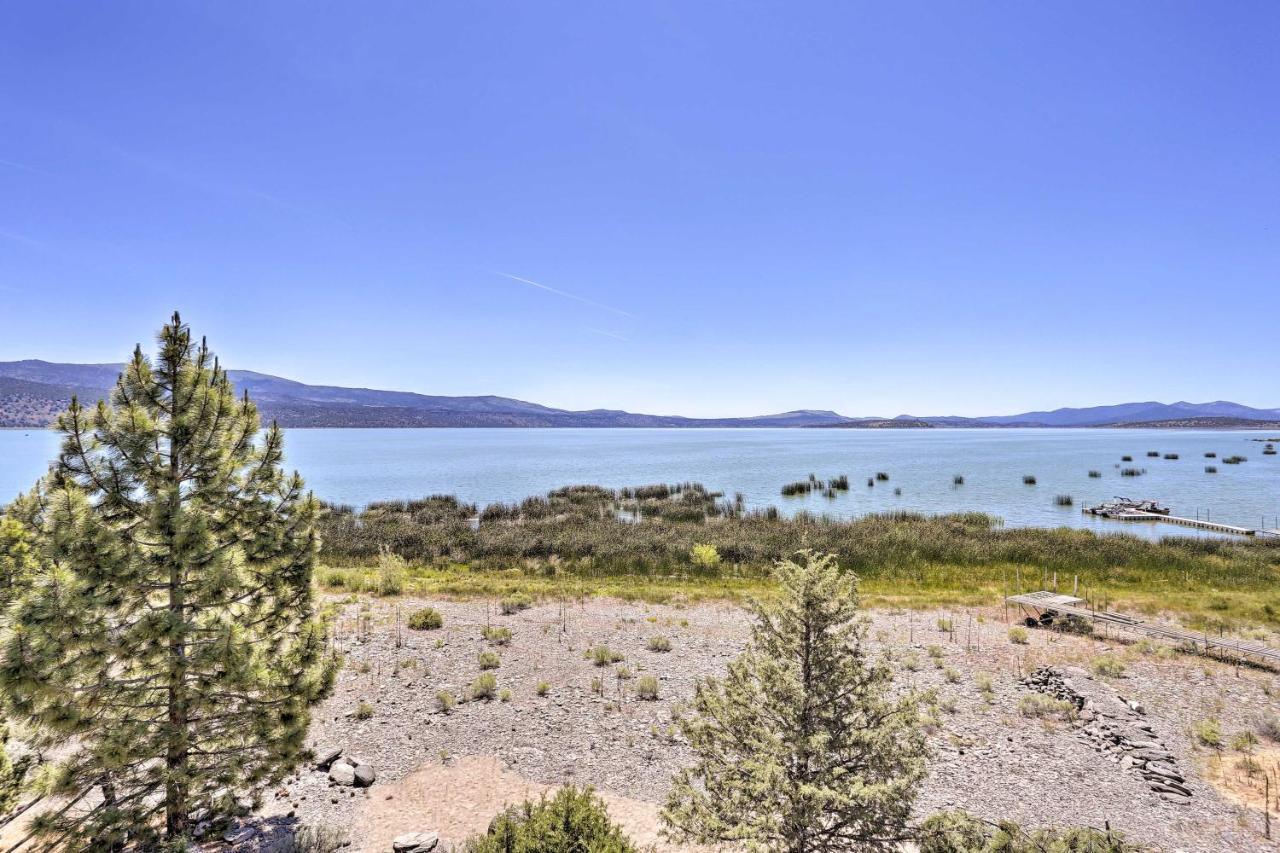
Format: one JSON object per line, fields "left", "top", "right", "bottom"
{"left": 500, "top": 593, "right": 533, "bottom": 615}
{"left": 689, "top": 543, "right": 721, "bottom": 569}
{"left": 463, "top": 785, "right": 637, "bottom": 853}
{"left": 1008, "top": 626, "right": 1029, "bottom": 645}
{"left": 436, "top": 691, "right": 456, "bottom": 713}
{"left": 478, "top": 650, "right": 501, "bottom": 670}
{"left": 1194, "top": 717, "right": 1223, "bottom": 748}
{"left": 482, "top": 625, "right": 513, "bottom": 645}
{"left": 407, "top": 607, "right": 443, "bottom": 630}
{"left": 468, "top": 672, "right": 498, "bottom": 701}
{"left": 636, "top": 676, "right": 659, "bottom": 700}
{"left": 1090, "top": 656, "right": 1126, "bottom": 678}
{"left": 588, "top": 645, "right": 624, "bottom": 666}
{"left": 645, "top": 635, "right": 672, "bottom": 652}
{"left": 355, "top": 700, "right": 374, "bottom": 720}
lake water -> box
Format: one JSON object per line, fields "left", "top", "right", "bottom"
{"left": 2, "top": 428, "right": 1278, "bottom": 538}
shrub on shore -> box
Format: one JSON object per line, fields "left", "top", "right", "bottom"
{"left": 407, "top": 607, "right": 443, "bottom": 630}
{"left": 464, "top": 785, "right": 637, "bottom": 853}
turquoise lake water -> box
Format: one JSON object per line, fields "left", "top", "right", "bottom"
{"left": 2, "top": 428, "right": 1278, "bottom": 538}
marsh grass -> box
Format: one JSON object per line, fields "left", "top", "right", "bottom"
{"left": 1022, "top": 475, "right": 1037, "bottom": 485}
{"left": 1055, "top": 495, "right": 1073, "bottom": 507}
{"left": 317, "top": 485, "right": 1280, "bottom": 625}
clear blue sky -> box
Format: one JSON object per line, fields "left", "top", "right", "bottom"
{"left": 2, "top": 2, "right": 1278, "bottom": 417}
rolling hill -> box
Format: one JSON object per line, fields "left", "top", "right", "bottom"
{"left": 2, "top": 360, "right": 1277, "bottom": 429}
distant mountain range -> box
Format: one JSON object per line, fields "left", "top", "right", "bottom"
{"left": 2, "top": 360, "right": 1278, "bottom": 429}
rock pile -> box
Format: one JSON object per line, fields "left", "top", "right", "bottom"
{"left": 315, "top": 746, "right": 378, "bottom": 788}
{"left": 1020, "top": 666, "right": 1191, "bottom": 805}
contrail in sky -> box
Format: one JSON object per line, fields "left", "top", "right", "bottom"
{"left": 494, "top": 272, "right": 634, "bottom": 318}
{"left": 586, "top": 327, "right": 630, "bottom": 342}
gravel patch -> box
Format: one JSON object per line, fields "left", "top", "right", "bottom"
{"left": 253, "top": 595, "right": 1279, "bottom": 852}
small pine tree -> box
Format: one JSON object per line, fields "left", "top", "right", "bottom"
{"left": 0, "top": 314, "right": 337, "bottom": 846}
{"left": 662, "top": 550, "right": 926, "bottom": 852}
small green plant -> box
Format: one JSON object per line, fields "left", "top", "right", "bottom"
{"left": 926, "top": 644, "right": 944, "bottom": 660}
{"left": 943, "top": 667, "right": 961, "bottom": 684}
{"left": 436, "top": 690, "right": 456, "bottom": 713}
{"left": 1090, "top": 656, "right": 1126, "bottom": 678}
{"left": 1230, "top": 730, "right": 1258, "bottom": 753}
{"left": 1008, "top": 626, "right": 1029, "bottom": 645}
{"left": 636, "top": 675, "right": 659, "bottom": 700}
{"left": 689, "top": 543, "right": 721, "bottom": 569}
{"left": 615, "top": 664, "right": 633, "bottom": 680}
{"left": 536, "top": 681, "right": 550, "bottom": 697}
{"left": 903, "top": 652, "right": 922, "bottom": 672}
{"left": 499, "top": 593, "right": 533, "bottom": 615}
{"left": 936, "top": 617, "right": 953, "bottom": 632}
{"left": 975, "top": 674, "right": 995, "bottom": 703}
{"left": 478, "top": 650, "right": 501, "bottom": 670}
{"left": 354, "top": 700, "right": 374, "bottom": 720}
{"left": 375, "top": 546, "right": 406, "bottom": 596}
{"left": 590, "top": 676, "right": 604, "bottom": 696}
{"left": 1018, "top": 694, "right": 1076, "bottom": 720}
{"left": 646, "top": 635, "right": 673, "bottom": 652}
{"left": 588, "top": 645, "right": 624, "bottom": 666}
{"left": 1194, "top": 717, "right": 1223, "bottom": 748}
{"left": 482, "top": 625, "right": 513, "bottom": 645}
{"left": 407, "top": 607, "right": 443, "bottom": 630}
{"left": 499, "top": 688, "right": 512, "bottom": 703}
{"left": 468, "top": 672, "right": 498, "bottom": 701}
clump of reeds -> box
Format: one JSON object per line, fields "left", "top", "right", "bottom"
{"left": 829, "top": 474, "right": 850, "bottom": 491}
{"left": 875, "top": 472, "right": 890, "bottom": 481}
{"left": 866, "top": 478, "right": 874, "bottom": 488}
{"left": 1205, "top": 451, "right": 1217, "bottom": 458}
{"left": 1022, "top": 475, "right": 1037, "bottom": 485}
{"left": 953, "top": 475, "right": 964, "bottom": 485}
{"left": 1120, "top": 467, "right": 1146, "bottom": 477}
{"left": 893, "top": 487, "right": 902, "bottom": 496}
{"left": 1055, "top": 495, "right": 1074, "bottom": 506}
{"left": 1224, "top": 455, "right": 1247, "bottom": 464}
{"left": 781, "top": 481, "right": 813, "bottom": 497}
{"left": 1205, "top": 465, "right": 1218, "bottom": 474}
{"left": 1121, "top": 455, "right": 1133, "bottom": 462}
{"left": 1163, "top": 453, "right": 1179, "bottom": 460}
{"left": 1146, "top": 451, "right": 1160, "bottom": 458}
{"left": 1088, "top": 470, "right": 1101, "bottom": 478}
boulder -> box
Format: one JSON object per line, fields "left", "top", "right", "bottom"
{"left": 329, "top": 763, "right": 357, "bottom": 786}
{"left": 314, "top": 747, "right": 343, "bottom": 770}
{"left": 353, "top": 764, "right": 377, "bottom": 787}
{"left": 393, "top": 832, "right": 439, "bottom": 853}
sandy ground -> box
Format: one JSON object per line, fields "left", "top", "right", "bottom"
{"left": 255, "top": 594, "right": 1280, "bottom": 852}
{"left": 356, "top": 755, "right": 688, "bottom": 852}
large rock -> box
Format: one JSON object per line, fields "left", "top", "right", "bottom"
{"left": 392, "top": 832, "right": 439, "bottom": 852}
{"left": 314, "top": 747, "right": 342, "bottom": 770}
{"left": 353, "top": 763, "right": 377, "bottom": 787}
{"left": 329, "top": 763, "right": 357, "bottom": 786}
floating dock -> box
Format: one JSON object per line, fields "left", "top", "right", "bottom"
{"left": 1083, "top": 501, "right": 1261, "bottom": 536}
{"left": 1007, "top": 590, "right": 1280, "bottom": 666}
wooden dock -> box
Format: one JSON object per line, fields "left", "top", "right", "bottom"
{"left": 1007, "top": 590, "right": 1280, "bottom": 666}
{"left": 1084, "top": 506, "right": 1259, "bottom": 536}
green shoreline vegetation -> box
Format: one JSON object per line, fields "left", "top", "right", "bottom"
{"left": 316, "top": 482, "right": 1280, "bottom": 629}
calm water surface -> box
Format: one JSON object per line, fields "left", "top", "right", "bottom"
{"left": 2, "top": 428, "right": 1278, "bottom": 538}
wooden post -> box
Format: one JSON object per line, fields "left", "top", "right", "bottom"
{"left": 1266, "top": 774, "right": 1272, "bottom": 841}
{"left": 1073, "top": 575, "right": 1078, "bottom": 596}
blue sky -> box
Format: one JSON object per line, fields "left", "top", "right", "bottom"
{"left": 2, "top": 2, "right": 1278, "bottom": 418}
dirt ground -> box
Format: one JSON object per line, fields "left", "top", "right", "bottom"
{"left": 258, "top": 594, "right": 1280, "bottom": 852}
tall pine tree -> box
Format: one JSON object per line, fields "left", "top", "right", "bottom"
{"left": 0, "top": 313, "right": 336, "bottom": 847}
{"left": 662, "top": 550, "right": 926, "bottom": 853}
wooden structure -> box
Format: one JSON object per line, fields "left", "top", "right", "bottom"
{"left": 1007, "top": 590, "right": 1280, "bottom": 667}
